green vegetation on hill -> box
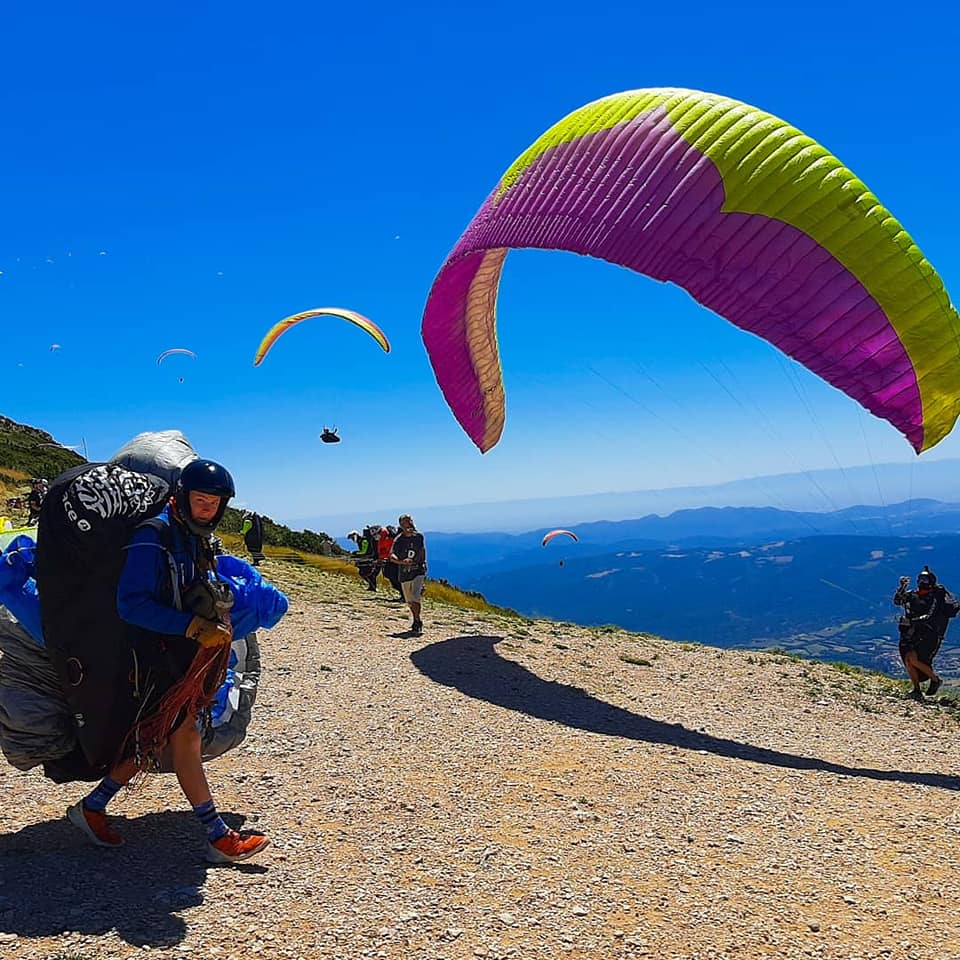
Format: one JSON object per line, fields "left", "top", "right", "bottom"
{"left": 0, "top": 415, "right": 85, "bottom": 480}
{"left": 218, "top": 507, "right": 346, "bottom": 557}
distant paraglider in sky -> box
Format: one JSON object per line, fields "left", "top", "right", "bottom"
{"left": 49, "top": 344, "right": 61, "bottom": 352}
{"left": 157, "top": 348, "right": 197, "bottom": 365}
{"left": 421, "top": 87, "right": 960, "bottom": 456}
{"left": 253, "top": 308, "right": 390, "bottom": 366}
{"left": 542, "top": 528, "right": 578, "bottom": 567}
{"left": 541, "top": 529, "right": 578, "bottom": 548}
{"left": 320, "top": 427, "right": 341, "bottom": 444}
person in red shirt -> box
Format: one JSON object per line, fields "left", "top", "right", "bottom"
{"left": 378, "top": 525, "right": 403, "bottom": 600}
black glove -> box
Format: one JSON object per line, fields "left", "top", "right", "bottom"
{"left": 183, "top": 578, "right": 235, "bottom": 621}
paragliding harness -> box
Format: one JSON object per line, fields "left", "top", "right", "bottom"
{"left": 320, "top": 426, "right": 341, "bottom": 444}
{"left": 931, "top": 584, "right": 960, "bottom": 635}
{"left": 35, "top": 462, "right": 172, "bottom": 781}
{"left": 119, "top": 510, "right": 233, "bottom": 771}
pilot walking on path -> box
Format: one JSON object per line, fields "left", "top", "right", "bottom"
{"left": 390, "top": 514, "right": 427, "bottom": 636}
{"left": 66, "top": 460, "right": 272, "bottom": 863}
{"left": 893, "top": 566, "right": 950, "bottom": 701}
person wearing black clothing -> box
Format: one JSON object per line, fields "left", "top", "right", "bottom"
{"left": 390, "top": 514, "right": 426, "bottom": 635}
{"left": 241, "top": 511, "right": 265, "bottom": 566}
{"left": 26, "top": 480, "right": 45, "bottom": 524}
{"left": 348, "top": 527, "right": 381, "bottom": 591}
{"left": 894, "top": 567, "right": 945, "bottom": 700}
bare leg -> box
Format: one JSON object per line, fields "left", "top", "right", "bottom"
{"left": 906, "top": 651, "right": 936, "bottom": 684}
{"left": 901, "top": 655, "right": 923, "bottom": 694}
{"left": 169, "top": 711, "right": 212, "bottom": 807}
{"left": 108, "top": 756, "right": 141, "bottom": 786}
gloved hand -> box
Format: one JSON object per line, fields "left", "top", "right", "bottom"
{"left": 185, "top": 615, "right": 233, "bottom": 648}
{"left": 183, "top": 578, "right": 235, "bottom": 621}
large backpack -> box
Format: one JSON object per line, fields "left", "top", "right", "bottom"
{"left": 935, "top": 585, "right": 960, "bottom": 622}
{"left": 35, "top": 462, "right": 173, "bottom": 780}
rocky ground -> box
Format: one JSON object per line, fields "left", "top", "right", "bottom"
{"left": 2, "top": 560, "right": 960, "bottom": 960}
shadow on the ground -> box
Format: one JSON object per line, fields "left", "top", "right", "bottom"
{"left": 0, "top": 810, "right": 263, "bottom": 947}
{"left": 410, "top": 634, "right": 960, "bottom": 792}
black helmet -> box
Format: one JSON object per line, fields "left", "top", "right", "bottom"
{"left": 175, "top": 459, "right": 235, "bottom": 535}
{"left": 917, "top": 566, "right": 937, "bottom": 589}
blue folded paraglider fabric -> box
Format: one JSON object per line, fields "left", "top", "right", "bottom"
{"left": 215, "top": 553, "right": 289, "bottom": 637}
{"left": 0, "top": 535, "right": 43, "bottom": 643}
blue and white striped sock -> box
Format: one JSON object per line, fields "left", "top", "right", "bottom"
{"left": 83, "top": 776, "right": 124, "bottom": 813}
{"left": 193, "top": 800, "right": 229, "bottom": 840}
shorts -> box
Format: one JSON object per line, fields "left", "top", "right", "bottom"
{"left": 898, "top": 621, "right": 941, "bottom": 665}
{"left": 401, "top": 575, "right": 425, "bottom": 603}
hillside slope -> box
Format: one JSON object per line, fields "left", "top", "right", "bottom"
{"left": 0, "top": 414, "right": 85, "bottom": 479}
{"left": 2, "top": 559, "right": 959, "bottom": 959}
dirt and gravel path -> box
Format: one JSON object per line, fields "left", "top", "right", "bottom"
{"left": 2, "top": 560, "right": 960, "bottom": 960}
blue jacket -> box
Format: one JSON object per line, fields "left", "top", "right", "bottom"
{"left": 116, "top": 504, "right": 202, "bottom": 637}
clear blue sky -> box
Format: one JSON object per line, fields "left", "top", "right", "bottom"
{"left": 1, "top": 1, "right": 957, "bottom": 532}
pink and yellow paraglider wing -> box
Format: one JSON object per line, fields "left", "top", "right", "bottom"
{"left": 253, "top": 308, "right": 390, "bottom": 366}
{"left": 422, "top": 88, "right": 960, "bottom": 454}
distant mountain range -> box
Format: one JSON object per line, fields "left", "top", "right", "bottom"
{"left": 299, "top": 457, "right": 960, "bottom": 533}
{"left": 424, "top": 499, "right": 960, "bottom": 678}
{"left": 424, "top": 498, "right": 960, "bottom": 576}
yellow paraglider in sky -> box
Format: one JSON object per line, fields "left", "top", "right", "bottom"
{"left": 253, "top": 308, "right": 390, "bottom": 366}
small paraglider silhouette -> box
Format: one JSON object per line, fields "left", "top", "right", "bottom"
{"left": 50, "top": 343, "right": 62, "bottom": 352}
{"left": 542, "top": 529, "right": 578, "bottom": 568}
{"left": 157, "top": 348, "right": 196, "bottom": 384}
{"left": 320, "top": 426, "right": 341, "bottom": 444}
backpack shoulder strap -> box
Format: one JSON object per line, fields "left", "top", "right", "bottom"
{"left": 133, "top": 516, "right": 186, "bottom": 609}
{"left": 138, "top": 516, "right": 168, "bottom": 535}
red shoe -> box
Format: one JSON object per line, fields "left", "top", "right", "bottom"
{"left": 206, "top": 829, "right": 271, "bottom": 864}
{"left": 67, "top": 802, "right": 125, "bottom": 847}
